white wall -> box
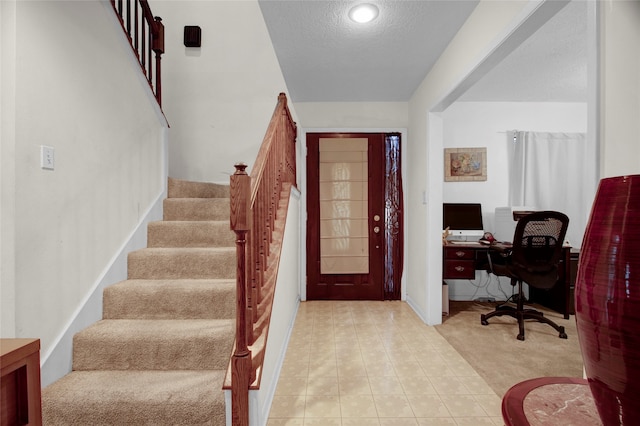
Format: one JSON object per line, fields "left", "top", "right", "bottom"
{"left": 247, "top": 188, "right": 301, "bottom": 426}
{"left": 600, "top": 0, "right": 640, "bottom": 177}
{"left": 1, "top": 0, "right": 167, "bottom": 375}
{"left": 408, "top": 0, "right": 640, "bottom": 316}
{"left": 441, "top": 101, "right": 586, "bottom": 300}
{"left": 224, "top": 188, "right": 301, "bottom": 426}
{"left": 151, "top": 0, "right": 295, "bottom": 185}
{"left": 406, "top": 0, "right": 542, "bottom": 324}
{"left": 294, "top": 102, "right": 408, "bottom": 129}
{"left": 292, "top": 102, "right": 409, "bottom": 303}
{"left": 1, "top": 0, "right": 18, "bottom": 338}
{"left": 442, "top": 102, "right": 587, "bottom": 233}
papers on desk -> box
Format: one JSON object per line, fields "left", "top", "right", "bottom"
{"left": 447, "top": 240, "right": 512, "bottom": 247}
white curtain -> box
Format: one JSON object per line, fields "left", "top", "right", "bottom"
{"left": 507, "top": 131, "right": 594, "bottom": 248}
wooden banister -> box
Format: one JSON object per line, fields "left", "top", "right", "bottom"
{"left": 110, "top": 0, "right": 164, "bottom": 106}
{"left": 228, "top": 93, "right": 297, "bottom": 425}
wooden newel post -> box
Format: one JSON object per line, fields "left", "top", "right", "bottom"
{"left": 230, "top": 163, "right": 251, "bottom": 426}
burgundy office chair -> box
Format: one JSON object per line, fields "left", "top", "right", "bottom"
{"left": 480, "top": 211, "right": 570, "bottom": 341}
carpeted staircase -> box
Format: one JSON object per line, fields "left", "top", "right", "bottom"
{"left": 42, "top": 178, "right": 237, "bottom": 425}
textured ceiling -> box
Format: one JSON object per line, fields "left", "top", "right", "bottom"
{"left": 460, "top": 0, "right": 588, "bottom": 102}
{"left": 259, "top": 0, "right": 479, "bottom": 102}
{"left": 259, "top": 0, "right": 588, "bottom": 103}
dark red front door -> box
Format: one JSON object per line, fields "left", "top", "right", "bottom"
{"left": 306, "top": 133, "right": 386, "bottom": 300}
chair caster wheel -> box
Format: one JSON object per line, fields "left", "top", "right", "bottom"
{"left": 559, "top": 326, "right": 567, "bottom": 339}
{"left": 517, "top": 334, "right": 525, "bottom": 341}
{"left": 480, "top": 315, "right": 488, "bottom": 326}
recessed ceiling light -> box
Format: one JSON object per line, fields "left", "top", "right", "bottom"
{"left": 349, "top": 3, "right": 379, "bottom": 24}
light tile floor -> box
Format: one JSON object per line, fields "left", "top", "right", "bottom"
{"left": 267, "top": 301, "right": 504, "bottom": 426}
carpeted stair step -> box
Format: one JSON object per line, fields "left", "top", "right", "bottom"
{"left": 127, "top": 247, "right": 236, "bottom": 279}
{"left": 42, "top": 178, "right": 236, "bottom": 426}
{"left": 147, "top": 220, "right": 235, "bottom": 247}
{"left": 103, "top": 279, "right": 236, "bottom": 320}
{"left": 168, "top": 177, "right": 230, "bottom": 199}
{"left": 72, "top": 319, "right": 234, "bottom": 371}
{"left": 163, "top": 198, "right": 230, "bottom": 221}
{"left": 42, "top": 370, "right": 226, "bottom": 425}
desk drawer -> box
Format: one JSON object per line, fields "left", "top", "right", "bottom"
{"left": 444, "top": 259, "right": 476, "bottom": 279}
{"left": 444, "top": 247, "right": 475, "bottom": 260}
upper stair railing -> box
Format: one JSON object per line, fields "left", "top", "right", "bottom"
{"left": 110, "top": 0, "right": 164, "bottom": 106}
{"left": 228, "top": 93, "right": 297, "bottom": 425}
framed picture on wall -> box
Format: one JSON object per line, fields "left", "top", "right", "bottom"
{"left": 444, "top": 147, "right": 487, "bottom": 182}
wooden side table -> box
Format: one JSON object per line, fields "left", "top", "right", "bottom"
{"left": 502, "top": 377, "right": 601, "bottom": 426}
{"left": 1, "top": 338, "right": 42, "bottom": 426}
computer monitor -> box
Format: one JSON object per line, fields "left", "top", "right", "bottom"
{"left": 443, "top": 203, "right": 484, "bottom": 241}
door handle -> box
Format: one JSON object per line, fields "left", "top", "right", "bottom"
{"left": 374, "top": 226, "right": 380, "bottom": 234}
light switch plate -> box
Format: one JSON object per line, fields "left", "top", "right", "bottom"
{"left": 41, "top": 145, "right": 54, "bottom": 170}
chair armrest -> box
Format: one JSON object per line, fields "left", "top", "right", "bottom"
{"left": 487, "top": 243, "right": 512, "bottom": 273}
{"left": 490, "top": 242, "right": 512, "bottom": 253}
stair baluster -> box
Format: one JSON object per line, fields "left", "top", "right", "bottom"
{"left": 110, "top": 0, "right": 164, "bottom": 106}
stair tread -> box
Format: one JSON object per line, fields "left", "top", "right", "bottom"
{"left": 163, "top": 198, "right": 230, "bottom": 204}
{"left": 106, "top": 278, "right": 236, "bottom": 291}
{"left": 103, "top": 279, "right": 236, "bottom": 320}
{"left": 163, "top": 198, "right": 230, "bottom": 221}
{"left": 168, "top": 177, "right": 230, "bottom": 198}
{"left": 127, "top": 246, "right": 235, "bottom": 262}
{"left": 149, "top": 220, "right": 230, "bottom": 226}
{"left": 149, "top": 219, "right": 229, "bottom": 225}
{"left": 77, "top": 318, "right": 235, "bottom": 336}
{"left": 163, "top": 198, "right": 230, "bottom": 203}
{"left": 73, "top": 319, "right": 234, "bottom": 371}
{"left": 147, "top": 221, "right": 235, "bottom": 248}
{"left": 110, "top": 278, "right": 235, "bottom": 285}
{"left": 127, "top": 247, "right": 236, "bottom": 280}
{"left": 42, "top": 370, "right": 226, "bottom": 425}
{"left": 105, "top": 278, "right": 236, "bottom": 293}
{"left": 43, "top": 369, "right": 226, "bottom": 399}
{"left": 131, "top": 247, "right": 235, "bottom": 253}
